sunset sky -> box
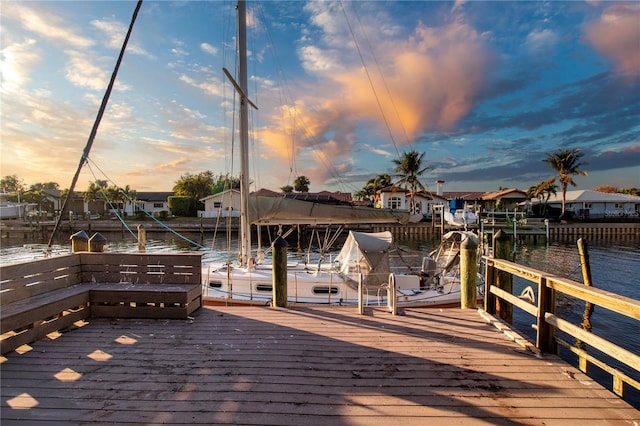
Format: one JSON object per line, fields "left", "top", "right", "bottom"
{"left": 1, "top": 1, "right": 639, "bottom": 195}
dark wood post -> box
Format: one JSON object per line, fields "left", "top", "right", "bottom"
{"left": 576, "top": 238, "right": 594, "bottom": 358}
{"left": 460, "top": 236, "right": 478, "bottom": 309}
{"left": 536, "top": 276, "right": 556, "bottom": 353}
{"left": 484, "top": 260, "right": 496, "bottom": 315}
{"left": 272, "top": 236, "right": 288, "bottom": 308}
{"left": 493, "top": 230, "right": 512, "bottom": 324}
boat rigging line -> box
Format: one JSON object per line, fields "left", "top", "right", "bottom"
{"left": 339, "top": 0, "right": 402, "bottom": 159}
{"left": 47, "top": 0, "right": 143, "bottom": 249}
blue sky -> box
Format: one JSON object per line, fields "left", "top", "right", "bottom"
{"left": 1, "top": 1, "right": 638, "bottom": 195}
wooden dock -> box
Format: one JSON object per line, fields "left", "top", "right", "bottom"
{"left": 2, "top": 306, "right": 637, "bottom": 424}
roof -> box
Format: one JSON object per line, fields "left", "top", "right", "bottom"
{"left": 378, "top": 186, "right": 447, "bottom": 202}
{"left": 481, "top": 188, "right": 528, "bottom": 201}
{"left": 136, "top": 192, "right": 174, "bottom": 202}
{"left": 200, "top": 189, "right": 240, "bottom": 202}
{"left": 543, "top": 190, "right": 640, "bottom": 204}
{"left": 442, "top": 191, "right": 485, "bottom": 201}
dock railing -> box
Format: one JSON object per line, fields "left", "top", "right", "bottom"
{"left": 483, "top": 255, "right": 640, "bottom": 398}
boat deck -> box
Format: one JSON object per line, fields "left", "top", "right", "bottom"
{"left": 2, "top": 306, "right": 638, "bottom": 425}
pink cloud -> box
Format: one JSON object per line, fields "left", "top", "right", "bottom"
{"left": 583, "top": 3, "right": 640, "bottom": 79}
{"left": 256, "top": 9, "right": 496, "bottom": 186}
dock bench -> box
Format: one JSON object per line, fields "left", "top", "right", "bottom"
{"left": 0, "top": 252, "right": 202, "bottom": 354}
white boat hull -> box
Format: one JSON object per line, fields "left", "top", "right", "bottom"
{"left": 202, "top": 263, "right": 482, "bottom": 308}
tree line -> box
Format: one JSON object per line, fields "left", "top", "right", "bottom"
{"left": 2, "top": 148, "right": 637, "bottom": 218}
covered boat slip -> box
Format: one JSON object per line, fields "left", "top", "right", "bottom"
{"left": 2, "top": 306, "right": 637, "bottom": 425}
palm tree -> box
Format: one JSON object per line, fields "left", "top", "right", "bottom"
{"left": 543, "top": 148, "right": 588, "bottom": 217}
{"left": 84, "top": 180, "right": 108, "bottom": 216}
{"left": 356, "top": 174, "right": 392, "bottom": 203}
{"left": 392, "top": 150, "right": 432, "bottom": 213}
{"left": 527, "top": 177, "right": 558, "bottom": 216}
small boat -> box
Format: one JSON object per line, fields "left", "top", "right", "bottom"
{"left": 0, "top": 193, "right": 35, "bottom": 220}
{"left": 444, "top": 209, "right": 477, "bottom": 228}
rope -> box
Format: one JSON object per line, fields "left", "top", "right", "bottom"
{"left": 84, "top": 160, "right": 210, "bottom": 251}
{"left": 339, "top": 1, "right": 401, "bottom": 159}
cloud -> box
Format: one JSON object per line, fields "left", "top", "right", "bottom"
{"left": 293, "top": 7, "right": 493, "bottom": 163}
{"left": 91, "top": 18, "right": 151, "bottom": 57}
{"left": 2, "top": 3, "right": 93, "bottom": 48}
{"left": 178, "top": 74, "right": 224, "bottom": 97}
{"left": 200, "top": 42, "right": 218, "bottom": 56}
{"left": 525, "top": 28, "right": 559, "bottom": 56}
{"left": 0, "top": 38, "right": 39, "bottom": 93}
{"left": 65, "top": 50, "right": 111, "bottom": 90}
{"left": 583, "top": 3, "right": 640, "bottom": 79}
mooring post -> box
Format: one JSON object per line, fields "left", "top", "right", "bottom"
{"left": 272, "top": 236, "right": 288, "bottom": 308}
{"left": 460, "top": 235, "right": 478, "bottom": 309}
{"left": 577, "top": 238, "right": 594, "bottom": 356}
{"left": 493, "top": 230, "right": 513, "bottom": 324}
{"left": 137, "top": 224, "right": 146, "bottom": 253}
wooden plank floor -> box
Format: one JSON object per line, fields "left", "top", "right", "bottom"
{"left": 1, "top": 306, "right": 638, "bottom": 425}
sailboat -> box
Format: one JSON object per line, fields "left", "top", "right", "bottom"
{"left": 202, "top": 1, "right": 483, "bottom": 308}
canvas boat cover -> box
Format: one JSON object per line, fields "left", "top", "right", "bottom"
{"left": 249, "top": 196, "right": 409, "bottom": 225}
{"left": 334, "top": 231, "right": 394, "bottom": 289}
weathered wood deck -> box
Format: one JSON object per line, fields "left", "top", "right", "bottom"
{"left": 1, "top": 306, "right": 638, "bottom": 425}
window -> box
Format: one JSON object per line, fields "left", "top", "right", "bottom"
{"left": 584, "top": 203, "right": 592, "bottom": 209}
{"left": 387, "top": 196, "right": 401, "bottom": 210}
{"left": 312, "top": 286, "right": 339, "bottom": 295}
{"left": 153, "top": 203, "right": 163, "bottom": 208}
{"left": 213, "top": 202, "right": 222, "bottom": 209}
{"left": 256, "top": 284, "right": 272, "bottom": 292}
{"left": 615, "top": 203, "right": 623, "bottom": 209}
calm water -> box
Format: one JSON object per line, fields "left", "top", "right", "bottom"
{"left": 1, "top": 231, "right": 639, "bottom": 407}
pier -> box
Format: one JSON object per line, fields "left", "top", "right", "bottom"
{"left": 2, "top": 306, "right": 638, "bottom": 424}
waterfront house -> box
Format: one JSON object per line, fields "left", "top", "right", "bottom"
{"left": 126, "top": 192, "right": 173, "bottom": 217}
{"left": 376, "top": 186, "right": 448, "bottom": 217}
{"left": 481, "top": 188, "right": 528, "bottom": 211}
{"left": 199, "top": 189, "right": 241, "bottom": 218}
{"left": 530, "top": 190, "right": 640, "bottom": 219}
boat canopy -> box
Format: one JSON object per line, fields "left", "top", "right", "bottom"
{"left": 249, "top": 196, "right": 409, "bottom": 225}
{"left": 334, "top": 231, "right": 394, "bottom": 288}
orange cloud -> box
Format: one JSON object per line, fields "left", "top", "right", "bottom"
{"left": 268, "top": 16, "right": 494, "bottom": 185}
{"left": 583, "top": 3, "right": 640, "bottom": 79}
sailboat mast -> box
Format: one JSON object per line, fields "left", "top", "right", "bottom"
{"left": 237, "top": 0, "right": 251, "bottom": 267}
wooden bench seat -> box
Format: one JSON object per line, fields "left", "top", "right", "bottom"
{"left": 0, "top": 283, "right": 93, "bottom": 354}
{"left": 1, "top": 252, "right": 203, "bottom": 354}
{"left": 90, "top": 282, "right": 202, "bottom": 319}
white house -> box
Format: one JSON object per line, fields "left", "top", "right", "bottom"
{"left": 199, "top": 189, "right": 241, "bottom": 218}
{"left": 377, "top": 186, "right": 448, "bottom": 217}
{"left": 124, "top": 192, "right": 173, "bottom": 216}
{"left": 532, "top": 190, "right": 640, "bottom": 218}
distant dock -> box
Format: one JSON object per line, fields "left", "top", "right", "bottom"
{"left": 2, "top": 218, "right": 639, "bottom": 243}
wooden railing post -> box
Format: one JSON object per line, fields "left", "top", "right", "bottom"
{"left": 493, "top": 230, "right": 513, "bottom": 324}
{"left": 484, "top": 260, "right": 496, "bottom": 315}
{"left": 460, "top": 236, "right": 478, "bottom": 309}
{"left": 537, "top": 276, "right": 556, "bottom": 353}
